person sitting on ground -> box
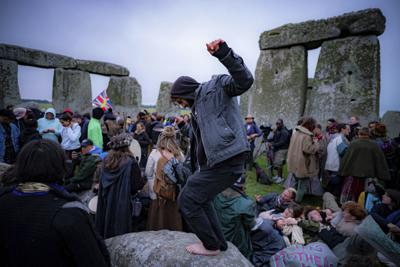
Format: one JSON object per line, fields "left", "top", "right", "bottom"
{"left": 251, "top": 218, "right": 287, "bottom": 266}
{"left": 213, "top": 175, "right": 255, "bottom": 259}
{"left": 299, "top": 206, "right": 335, "bottom": 244}
{"left": 370, "top": 189, "right": 400, "bottom": 219}
{"left": 255, "top": 188, "right": 296, "bottom": 214}
{"left": 259, "top": 202, "right": 305, "bottom": 246}
{"left": 0, "top": 139, "right": 110, "bottom": 266}
{"left": 357, "top": 179, "right": 385, "bottom": 213}
{"left": 64, "top": 139, "right": 105, "bottom": 193}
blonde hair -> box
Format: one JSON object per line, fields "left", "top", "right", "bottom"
{"left": 157, "top": 126, "right": 182, "bottom": 159}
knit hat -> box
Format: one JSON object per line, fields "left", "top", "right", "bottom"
{"left": 108, "top": 133, "right": 132, "bottom": 150}
{"left": 13, "top": 107, "right": 27, "bottom": 120}
{"left": 63, "top": 108, "right": 73, "bottom": 116}
{"left": 170, "top": 76, "right": 200, "bottom": 100}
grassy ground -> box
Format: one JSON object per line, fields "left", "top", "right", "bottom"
{"left": 245, "top": 155, "right": 323, "bottom": 208}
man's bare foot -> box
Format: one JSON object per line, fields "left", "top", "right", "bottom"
{"left": 186, "top": 243, "right": 220, "bottom": 256}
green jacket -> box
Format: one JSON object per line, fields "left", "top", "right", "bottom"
{"left": 339, "top": 138, "right": 390, "bottom": 181}
{"left": 69, "top": 154, "right": 101, "bottom": 190}
{"left": 88, "top": 119, "right": 103, "bottom": 149}
{"left": 213, "top": 188, "right": 255, "bottom": 259}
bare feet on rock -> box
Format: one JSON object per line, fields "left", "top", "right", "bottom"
{"left": 186, "top": 243, "right": 220, "bottom": 256}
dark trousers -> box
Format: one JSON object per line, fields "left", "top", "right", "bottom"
{"left": 178, "top": 165, "right": 243, "bottom": 251}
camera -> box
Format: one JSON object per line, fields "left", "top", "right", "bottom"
{"left": 259, "top": 124, "right": 272, "bottom": 142}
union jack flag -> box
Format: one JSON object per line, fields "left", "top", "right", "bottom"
{"left": 92, "top": 90, "right": 113, "bottom": 111}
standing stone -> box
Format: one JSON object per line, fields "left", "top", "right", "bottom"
{"left": 259, "top": 8, "right": 385, "bottom": 50}
{"left": 156, "top": 82, "right": 180, "bottom": 116}
{"left": 52, "top": 68, "right": 92, "bottom": 113}
{"left": 106, "top": 76, "right": 142, "bottom": 114}
{"left": 75, "top": 60, "right": 129, "bottom": 76}
{"left": 304, "top": 36, "right": 380, "bottom": 126}
{"left": 0, "top": 59, "right": 21, "bottom": 108}
{"left": 0, "top": 44, "right": 76, "bottom": 68}
{"left": 382, "top": 111, "right": 400, "bottom": 138}
{"left": 250, "top": 46, "right": 307, "bottom": 129}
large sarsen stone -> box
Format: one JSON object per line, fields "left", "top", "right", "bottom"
{"left": 304, "top": 36, "right": 380, "bottom": 126}
{"left": 0, "top": 59, "right": 21, "bottom": 108}
{"left": 52, "top": 68, "right": 92, "bottom": 113}
{"left": 382, "top": 111, "right": 400, "bottom": 138}
{"left": 260, "top": 8, "right": 385, "bottom": 50}
{"left": 156, "top": 81, "right": 180, "bottom": 116}
{"left": 75, "top": 60, "right": 129, "bottom": 76}
{"left": 106, "top": 76, "right": 141, "bottom": 114}
{"left": 105, "top": 231, "right": 253, "bottom": 267}
{"left": 0, "top": 44, "right": 76, "bottom": 68}
{"left": 250, "top": 46, "right": 307, "bottom": 129}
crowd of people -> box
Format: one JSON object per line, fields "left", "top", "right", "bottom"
{"left": 0, "top": 38, "right": 400, "bottom": 267}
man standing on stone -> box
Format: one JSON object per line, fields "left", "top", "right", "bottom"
{"left": 170, "top": 39, "right": 254, "bottom": 256}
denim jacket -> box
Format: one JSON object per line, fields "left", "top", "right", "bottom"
{"left": 193, "top": 47, "right": 254, "bottom": 167}
{"left": 0, "top": 123, "right": 20, "bottom": 162}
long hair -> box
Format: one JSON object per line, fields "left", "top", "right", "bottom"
{"left": 104, "top": 146, "right": 133, "bottom": 170}
{"left": 156, "top": 126, "right": 182, "bottom": 159}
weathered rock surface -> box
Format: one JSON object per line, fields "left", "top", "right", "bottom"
{"left": 106, "top": 76, "right": 142, "bottom": 114}
{"left": 0, "top": 43, "right": 76, "bottom": 68}
{"left": 75, "top": 59, "right": 129, "bottom": 76}
{"left": 156, "top": 82, "right": 180, "bottom": 116}
{"left": 250, "top": 46, "right": 307, "bottom": 129}
{"left": 52, "top": 68, "right": 92, "bottom": 113}
{"left": 0, "top": 162, "right": 11, "bottom": 178}
{"left": 260, "top": 8, "right": 385, "bottom": 50}
{"left": 0, "top": 59, "right": 21, "bottom": 108}
{"left": 382, "top": 111, "right": 400, "bottom": 138}
{"left": 105, "top": 231, "right": 253, "bottom": 267}
{"left": 304, "top": 36, "right": 380, "bottom": 126}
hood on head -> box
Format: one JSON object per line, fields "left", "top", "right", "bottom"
{"left": 44, "top": 108, "right": 56, "bottom": 118}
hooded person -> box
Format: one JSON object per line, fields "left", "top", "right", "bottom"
{"left": 213, "top": 175, "right": 255, "bottom": 259}
{"left": 37, "top": 108, "right": 62, "bottom": 143}
{"left": 171, "top": 38, "right": 254, "bottom": 256}
{"left": 95, "top": 133, "right": 146, "bottom": 238}
{"left": 88, "top": 107, "right": 104, "bottom": 149}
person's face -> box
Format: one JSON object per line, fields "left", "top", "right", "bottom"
{"left": 382, "top": 193, "right": 392, "bottom": 205}
{"left": 245, "top": 117, "right": 253, "bottom": 124}
{"left": 276, "top": 121, "right": 283, "bottom": 129}
{"left": 0, "top": 115, "right": 11, "bottom": 124}
{"left": 173, "top": 98, "right": 191, "bottom": 108}
{"left": 72, "top": 117, "right": 82, "bottom": 124}
{"left": 350, "top": 117, "right": 358, "bottom": 125}
{"left": 136, "top": 124, "right": 144, "bottom": 131}
{"left": 81, "top": 145, "right": 92, "bottom": 155}
{"left": 60, "top": 119, "right": 71, "bottom": 127}
{"left": 343, "top": 209, "right": 356, "bottom": 222}
{"left": 281, "top": 190, "right": 293, "bottom": 202}
{"left": 46, "top": 112, "right": 54, "bottom": 120}
{"left": 276, "top": 219, "right": 286, "bottom": 230}
{"left": 342, "top": 125, "right": 350, "bottom": 136}
{"left": 183, "top": 115, "right": 189, "bottom": 123}
{"left": 308, "top": 210, "right": 322, "bottom": 222}
{"left": 314, "top": 127, "right": 321, "bottom": 135}
{"left": 283, "top": 208, "right": 294, "bottom": 218}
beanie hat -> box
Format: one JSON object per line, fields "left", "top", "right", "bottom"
{"left": 170, "top": 76, "right": 200, "bottom": 100}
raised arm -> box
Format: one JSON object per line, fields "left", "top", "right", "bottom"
{"left": 206, "top": 39, "right": 254, "bottom": 97}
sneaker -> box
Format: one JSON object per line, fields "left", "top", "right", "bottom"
{"left": 274, "top": 177, "right": 284, "bottom": 184}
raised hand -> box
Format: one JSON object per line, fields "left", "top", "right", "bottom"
{"left": 206, "top": 39, "right": 225, "bottom": 55}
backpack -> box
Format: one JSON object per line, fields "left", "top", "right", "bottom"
{"left": 153, "top": 156, "right": 177, "bottom": 201}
